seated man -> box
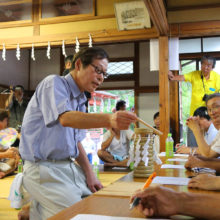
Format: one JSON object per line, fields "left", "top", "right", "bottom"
{"left": 98, "top": 100, "right": 134, "bottom": 166}
{"left": 0, "top": 109, "right": 19, "bottom": 178}
{"left": 176, "top": 106, "right": 218, "bottom": 154}
{"left": 186, "top": 93, "right": 220, "bottom": 158}
{"left": 81, "top": 132, "right": 95, "bottom": 164}
{"left": 98, "top": 127, "right": 134, "bottom": 166}
{"left": 153, "top": 112, "right": 160, "bottom": 154}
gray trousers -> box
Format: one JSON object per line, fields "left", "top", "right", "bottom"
{"left": 187, "top": 127, "right": 198, "bottom": 147}
{"left": 23, "top": 159, "right": 92, "bottom": 220}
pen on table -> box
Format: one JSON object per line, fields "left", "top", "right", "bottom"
{"left": 192, "top": 149, "right": 197, "bottom": 156}
{"left": 130, "top": 172, "right": 156, "bottom": 210}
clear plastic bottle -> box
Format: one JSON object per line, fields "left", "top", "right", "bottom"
{"left": 93, "top": 162, "right": 99, "bottom": 179}
{"left": 166, "top": 133, "right": 174, "bottom": 157}
{"left": 18, "top": 159, "right": 23, "bottom": 173}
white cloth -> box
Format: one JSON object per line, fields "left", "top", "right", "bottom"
{"left": 103, "top": 129, "right": 134, "bottom": 157}
{"left": 204, "top": 123, "right": 218, "bottom": 145}
{"left": 7, "top": 173, "right": 32, "bottom": 209}
{"left": 210, "top": 129, "right": 220, "bottom": 154}
{"left": 0, "top": 162, "right": 11, "bottom": 172}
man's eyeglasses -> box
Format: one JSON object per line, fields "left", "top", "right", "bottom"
{"left": 207, "top": 105, "right": 220, "bottom": 114}
{"left": 90, "top": 63, "right": 108, "bottom": 79}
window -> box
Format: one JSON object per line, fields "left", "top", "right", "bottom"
{"left": 41, "top": 0, "right": 94, "bottom": 19}
{"left": 108, "top": 61, "right": 133, "bottom": 75}
{"left": 0, "top": 1, "right": 32, "bottom": 23}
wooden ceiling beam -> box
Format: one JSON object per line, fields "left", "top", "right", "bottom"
{"left": 0, "top": 28, "right": 158, "bottom": 50}
{"left": 143, "top": 0, "right": 169, "bottom": 36}
{"left": 167, "top": 4, "right": 220, "bottom": 11}
{"left": 170, "top": 20, "right": 220, "bottom": 38}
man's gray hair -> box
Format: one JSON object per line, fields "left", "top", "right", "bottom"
{"left": 205, "top": 93, "right": 220, "bottom": 104}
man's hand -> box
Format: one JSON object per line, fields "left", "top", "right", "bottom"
{"left": 175, "top": 144, "right": 191, "bottom": 154}
{"left": 186, "top": 116, "right": 202, "bottom": 134}
{"left": 185, "top": 155, "right": 202, "bottom": 170}
{"left": 130, "top": 186, "right": 179, "bottom": 217}
{"left": 86, "top": 172, "right": 103, "bottom": 193}
{"left": 168, "top": 71, "right": 174, "bottom": 80}
{"left": 15, "top": 154, "right": 21, "bottom": 167}
{"left": 188, "top": 174, "right": 220, "bottom": 191}
{"left": 4, "top": 148, "right": 16, "bottom": 159}
{"left": 110, "top": 111, "right": 137, "bottom": 130}
{"left": 9, "top": 86, "right": 14, "bottom": 96}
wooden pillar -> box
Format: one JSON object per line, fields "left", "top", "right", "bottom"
{"left": 159, "top": 36, "right": 169, "bottom": 152}
{"left": 170, "top": 70, "right": 179, "bottom": 145}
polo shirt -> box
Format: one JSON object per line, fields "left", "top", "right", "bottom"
{"left": 204, "top": 123, "right": 218, "bottom": 145}
{"left": 210, "top": 129, "right": 220, "bottom": 155}
{"left": 184, "top": 70, "right": 220, "bottom": 116}
{"left": 19, "top": 74, "right": 87, "bottom": 161}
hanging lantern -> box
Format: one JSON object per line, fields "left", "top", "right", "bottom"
{"left": 126, "top": 95, "right": 129, "bottom": 108}
{"left": 93, "top": 98, "right": 96, "bottom": 113}
{"left": 107, "top": 97, "right": 111, "bottom": 112}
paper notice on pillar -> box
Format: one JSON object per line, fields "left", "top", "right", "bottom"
{"left": 150, "top": 39, "right": 159, "bottom": 71}
{"left": 134, "top": 157, "right": 141, "bottom": 167}
{"left": 169, "top": 37, "right": 179, "bottom": 70}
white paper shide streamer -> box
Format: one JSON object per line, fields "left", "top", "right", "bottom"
{"left": 16, "top": 44, "right": 20, "bottom": 60}
{"left": 88, "top": 34, "right": 92, "bottom": 47}
{"left": 47, "top": 41, "right": 51, "bottom": 59}
{"left": 31, "top": 44, "right": 35, "bottom": 61}
{"left": 75, "top": 37, "right": 80, "bottom": 53}
{"left": 2, "top": 44, "right": 6, "bottom": 61}
{"left": 62, "top": 40, "right": 67, "bottom": 57}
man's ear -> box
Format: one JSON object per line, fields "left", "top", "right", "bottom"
{"left": 75, "top": 58, "right": 82, "bottom": 71}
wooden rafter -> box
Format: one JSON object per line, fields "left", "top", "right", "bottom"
{"left": 170, "top": 20, "right": 220, "bottom": 37}
{"left": 143, "top": 0, "right": 169, "bottom": 36}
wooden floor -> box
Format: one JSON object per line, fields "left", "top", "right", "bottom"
{"left": 0, "top": 172, "right": 126, "bottom": 220}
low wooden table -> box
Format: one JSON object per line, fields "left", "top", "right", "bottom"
{"left": 49, "top": 157, "right": 219, "bottom": 220}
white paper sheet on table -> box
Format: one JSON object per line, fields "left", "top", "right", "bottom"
{"left": 152, "top": 176, "right": 190, "bottom": 186}
{"left": 161, "top": 164, "right": 186, "bottom": 169}
{"left": 112, "top": 167, "right": 127, "bottom": 170}
{"left": 70, "top": 214, "right": 170, "bottom": 220}
{"left": 158, "top": 152, "right": 189, "bottom": 157}
{"left": 167, "top": 158, "right": 188, "bottom": 162}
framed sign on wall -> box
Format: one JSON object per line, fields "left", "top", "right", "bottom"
{"left": 114, "top": 1, "right": 151, "bottom": 31}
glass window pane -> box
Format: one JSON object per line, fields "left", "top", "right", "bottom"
{"left": 108, "top": 61, "right": 133, "bottom": 75}
{"left": 203, "top": 37, "right": 220, "bottom": 52}
{"left": 179, "top": 39, "right": 201, "bottom": 54}
{"left": 41, "top": 0, "right": 93, "bottom": 19}
{"left": 0, "top": 1, "right": 32, "bottom": 22}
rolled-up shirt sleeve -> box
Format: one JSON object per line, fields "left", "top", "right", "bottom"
{"left": 37, "top": 76, "right": 72, "bottom": 126}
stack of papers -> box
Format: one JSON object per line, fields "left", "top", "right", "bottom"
{"left": 161, "top": 164, "right": 186, "bottom": 169}
{"left": 152, "top": 176, "right": 190, "bottom": 186}
{"left": 158, "top": 152, "right": 189, "bottom": 157}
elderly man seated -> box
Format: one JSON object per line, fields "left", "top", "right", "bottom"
{"left": 184, "top": 93, "right": 220, "bottom": 171}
